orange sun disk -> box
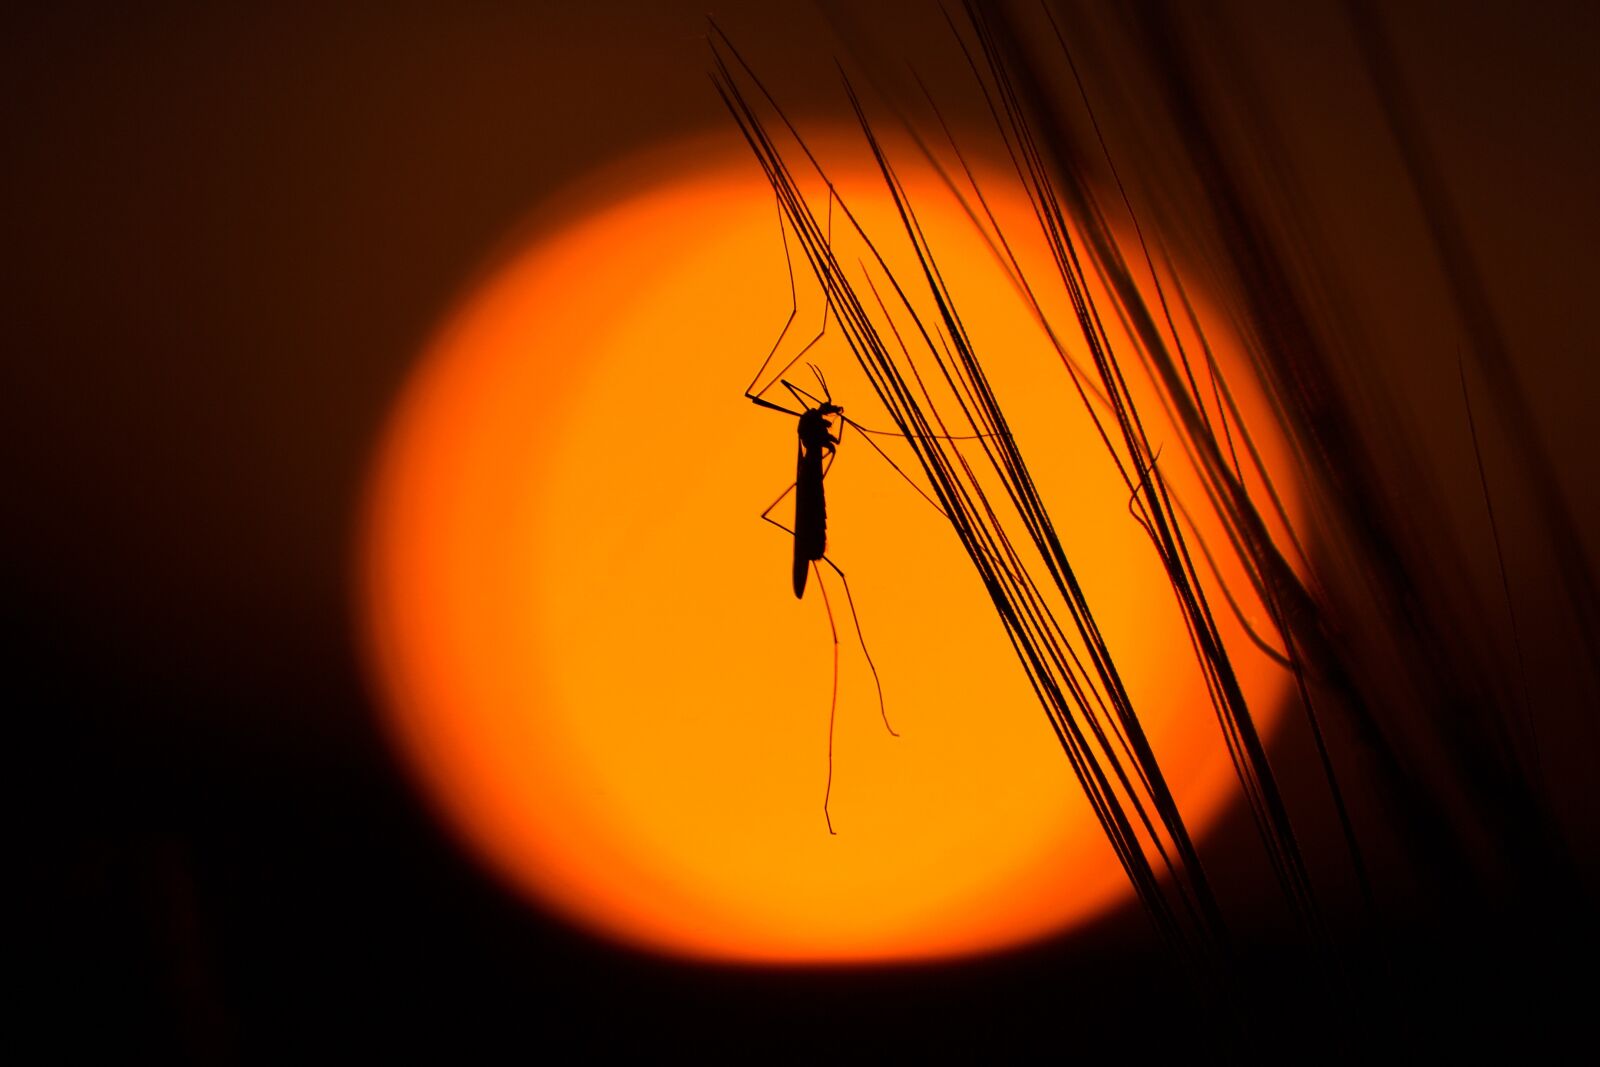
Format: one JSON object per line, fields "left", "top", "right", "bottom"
{"left": 359, "top": 132, "right": 1298, "bottom": 965}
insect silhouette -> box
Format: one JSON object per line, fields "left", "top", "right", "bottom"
{"left": 743, "top": 195, "right": 999, "bottom": 832}
{"left": 791, "top": 383, "right": 839, "bottom": 599}
{"left": 744, "top": 204, "right": 897, "bottom": 835}
{"left": 748, "top": 368, "right": 846, "bottom": 599}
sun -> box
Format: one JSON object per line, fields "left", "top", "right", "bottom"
{"left": 358, "top": 130, "right": 1300, "bottom": 964}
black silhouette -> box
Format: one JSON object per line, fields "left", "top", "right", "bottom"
{"left": 743, "top": 208, "right": 893, "bottom": 833}
{"left": 746, "top": 370, "right": 842, "bottom": 599}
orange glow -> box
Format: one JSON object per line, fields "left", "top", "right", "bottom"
{"left": 359, "top": 132, "right": 1301, "bottom": 964}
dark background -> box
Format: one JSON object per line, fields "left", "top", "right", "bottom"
{"left": 8, "top": 1, "right": 1597, "bottom": 1060}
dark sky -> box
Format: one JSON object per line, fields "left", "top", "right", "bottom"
{"left": 8, "top": 2, "right": 1597, "bottom": 1060}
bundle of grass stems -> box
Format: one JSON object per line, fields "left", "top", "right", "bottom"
{"left": 710, "top": 2, "right": 1594, "bottom": 1055}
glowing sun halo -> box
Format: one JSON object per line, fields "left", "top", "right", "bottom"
{"left": 359, "top": 132, "right": 1299, "bottom": 964}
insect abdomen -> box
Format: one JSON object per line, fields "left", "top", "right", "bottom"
{"left": 792, "top": 444, "right": 827, "bottom": 597}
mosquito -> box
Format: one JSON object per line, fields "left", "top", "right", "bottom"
{"left": 745, "top": 181, "right": 1015, "bottom": 833}
{"left": 749, "top": 366, "right": 852, "bottom": 598}
{"left": 742, "top": 194, "right": 911, "bottom": 834}
{"left": 747, "top": 367, "right": 897, "bottom": 836}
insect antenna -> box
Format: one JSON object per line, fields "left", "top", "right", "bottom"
{"left": 809, "top": 362, "right": 832, "bottom": 403}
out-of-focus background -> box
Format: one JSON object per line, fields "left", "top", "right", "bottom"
{"left": 8, "top": 2, "right": 1596, "bottom": 1059}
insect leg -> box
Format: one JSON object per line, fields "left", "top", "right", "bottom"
{"left": 758, "top": 481, "right": 797, "bottom": 531}
{"left": 759, "top": 491, "right": 839, "bottom": 834}
{"left": 807, "top": 441, "right": 893, "bottom": 739}
{"left": 812, "top": 560, "right": 841, "bottom": 836}
{"left": 817, "top": 552, "right": 896, "bottom": 739}
{"left": 781, "top": 380, "right": 815, "bottom": 412}
{"left": 745, "top": 192, "right": 835, "bottom": 409}
{"left": 837, "top": 418, "right": 949, "bottom": 519}
{"left": 742, "top": 192, "right": 800, "bottom": 404}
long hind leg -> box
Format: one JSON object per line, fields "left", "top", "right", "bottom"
{"left": 760, "top": 501, "right": 895, "bottom": 835}
{"left": 759, "top": 480, "right": 888, "bottom": 737}
{"left": 811, "top": 561, "right": 841, "bottom": 835}
{"left": 817, "top": 552, "right": 894, "bottom": 739}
